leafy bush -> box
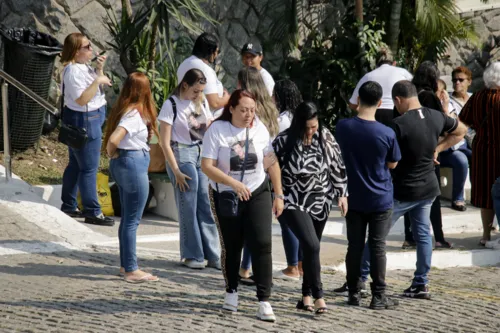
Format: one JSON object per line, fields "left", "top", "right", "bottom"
{"left": 284, "top": 17, "right": 387, "bottom": 131}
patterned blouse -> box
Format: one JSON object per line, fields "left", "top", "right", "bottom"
{"left": 272, "top": 127, "right": 348, "bottom": 221}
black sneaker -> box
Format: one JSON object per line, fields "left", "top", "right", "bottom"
{"left": 370, "top": 294, "right": 399, "bottom": 310}
{"left": 333, "top": 282, "right": 349, "bottom": 295}
{"left": 347, "top": 292, "right": 361, "bottom": 306}
{"left": 334, "top": 282, "right": 370, "bottom": 298}
{"left": 403, "top": 284, "right": 431, "bottom": 300}
{"left": 84, "top": 214, "right": 115, "bottom": 226}
{"left": 62, "top": 208, "right": 83, "bottom": 218}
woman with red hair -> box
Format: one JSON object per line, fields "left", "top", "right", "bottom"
{"left": 104, "top": 72, "right": 160, "bottom": 283}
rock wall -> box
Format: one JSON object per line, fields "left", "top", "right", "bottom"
{"left": 0, "top": 0, "right": 283, "bottom": 103}
{"left": 439, "top": 8, "right": 500, "bottom": 91}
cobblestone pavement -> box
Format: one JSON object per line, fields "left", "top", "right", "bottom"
{"left": 0, "top": 250, "right": 499, "bottom": 333}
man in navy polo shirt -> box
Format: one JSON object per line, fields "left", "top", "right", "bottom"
{"left": 336, "top": 81, "right": 401, "bottom": 310}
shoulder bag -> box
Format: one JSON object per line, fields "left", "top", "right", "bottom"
{"left": 58, "top": 66, "right": 89, "bottom": 149}
{"left": 215, "top": 127, "right": 249, "bottom": 218}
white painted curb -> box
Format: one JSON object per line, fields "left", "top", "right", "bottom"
{"left": 0, "top": 166, "right": 113, "bottom": 248}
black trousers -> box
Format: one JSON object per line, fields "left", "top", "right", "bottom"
{"left": 212, "top": 180, "right": 272, "bottom": 301}
{"left": 346, "top": 209, "right": 392, "bottom": 295}
{"left": 375, "top": 108, "right": 400, "bottom": 127}
{"left": 279, "top": 209, "right": 327, "bottom": 299}
{"left": 404, "top": 165, "right": 445, "bottom": 243}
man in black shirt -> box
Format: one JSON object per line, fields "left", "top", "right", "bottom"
{"left": 388, "top": 80, "right": 466, "bottom": 299}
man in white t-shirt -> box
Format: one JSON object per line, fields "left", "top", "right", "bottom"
{"left": 349, "top": 48, "right": 413, "bottom": 126}
{"left": 241, "top": 41, "right": 275, "bottom": 96}
{"left": 177, "top": 33, "right": 230, "bottom": 117}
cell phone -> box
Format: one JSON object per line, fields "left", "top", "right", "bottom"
{"left": 91, "top": 50, "right": 107, "bottom": 62}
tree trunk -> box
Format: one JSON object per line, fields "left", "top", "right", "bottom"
{"left": 355, "top": 0, "right": 365, "bottom": 73}
{"left": 355, "top": 0, "right": 363, "bottom": 23}
{"left": 388, "top": 0, "right": 403, "bottom": 55}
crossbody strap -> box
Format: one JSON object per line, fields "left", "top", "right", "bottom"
{"left": 169, "top": 96, "right": 178, "bottom": 123}
{"left": 216, "top": 127, "right": 249, "bottom": 192}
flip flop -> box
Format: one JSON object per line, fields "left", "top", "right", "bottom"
{"left": 124, "top": 273, "right": 159, "bottom": 284}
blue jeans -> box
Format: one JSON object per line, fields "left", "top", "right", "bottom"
{"left": 439, "top": 144, "right": 472, "bottom": 202}
{"left": 493, "top": 178, "right": 500, "bottom": 224}
{"left": 241, "top": 218, "right": 302, "bottom": 270}
{"left": 361, "top": 198, "right": 435, "bottom": 286}
{"left": 166, "top": 143, "right": 220, "bottom": 262}
{"left": 61, "top": 106, "right": 106, "bottom": 217}
{"left": 109, "top": 149, "right": 150, "bottom": 272}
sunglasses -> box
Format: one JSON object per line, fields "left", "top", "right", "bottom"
{"left": 81, "top": 43, "right": 92, "bottom": 50}
{"left": 452, "top": 78, "right": 466, "bottom": 83}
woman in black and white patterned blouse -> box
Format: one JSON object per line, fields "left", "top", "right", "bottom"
{"left": 272, "top": 101, "right": 348, "bottom": 314}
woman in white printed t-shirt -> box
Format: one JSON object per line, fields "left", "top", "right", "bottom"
{"left": 158, "top": 69, "right": 221, "bottom": 270}
{"left": 177, "top": 33, "right": 230, "bottom": 118}
{"left": 104, "top": 72, "right": 160, "bottom": 283}
{"left": 59, "top": 33, "right": 114, "bottom": 226}
{"left": 201, "top": 89, "right": 284, "bottom": 322}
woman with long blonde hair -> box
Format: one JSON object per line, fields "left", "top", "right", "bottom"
{"left": 59, "top": 33, "right": 114, "bottom": 226}
{"left": 104, "top": 72, "right": 160, "bottom": 283}
{"left": 238, "top": 66, "right": 279, "bottom": 137}
{"left": 237, "top": 66, "right": 279, "bottom": 283}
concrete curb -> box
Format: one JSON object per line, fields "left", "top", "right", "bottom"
{"left": 32, "top": 183, "right": 496, "bottom": 237}
{"left": 0, "top": 166, "right": 113, "bottom": 248}
{"left": 93, "top": 243, "right": 500, "bottom": 272}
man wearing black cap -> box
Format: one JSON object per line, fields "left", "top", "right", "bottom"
{"left": 241, "top": 41, "right": 275, "bottom": 96}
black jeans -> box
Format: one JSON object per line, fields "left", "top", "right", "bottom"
{"left": 346, "top": 209, "right": 392, "bottom": 295}
{"left": 212, "top": 180, "right": 272, "bottom": 301}
{"left": 404, "top": 166, "right": 445, "bottom": 243}
{"left": 279, "top": 209, "right": 327, "bottom": 299}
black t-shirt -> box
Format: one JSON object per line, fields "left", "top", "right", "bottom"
{"left": 390, "top": 107, "right": 458, "bottom": 202}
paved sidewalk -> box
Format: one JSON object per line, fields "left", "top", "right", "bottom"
{"left": 0, "top": 250, "right": 499, "bottom": 333}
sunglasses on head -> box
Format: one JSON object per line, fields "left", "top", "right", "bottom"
{"left": 81, "top": 43, "right": 91, "bottom": 50}
{"left": 452, "top": 78, "right": 466, "bottom": 83}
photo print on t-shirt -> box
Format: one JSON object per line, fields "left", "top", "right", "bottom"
{"left": 229, "top": 139, "right": 258, "bottom": 174}
{"left": 187, "top": 111, "right": 209, "bottom": 142}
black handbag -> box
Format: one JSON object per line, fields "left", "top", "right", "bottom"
{"left": 216, "top": 127, "right": 249, "bottom": 218}
{"left": 58, "top": 66, "right": 89, "bottom": 149}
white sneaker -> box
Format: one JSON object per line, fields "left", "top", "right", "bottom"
{"left": 256, "top": 302, "right": 276, "bottom": 322}
{"left": 222, "top": 292, "right": 238, "bottom": 312}
{"left": 485, "top": 239, "right": 500, "bottom": 249}
{"left": 182, "top": 259, "right": 205, "bottom": 269}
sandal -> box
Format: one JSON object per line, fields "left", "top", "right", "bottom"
{"left": 434, "top": 241, "right": 454, "bottom": 249}
{"left": 238, "top": 275, "right": 256, "bottom": 286}
{"left": 124, "top": 273, "right": 159, "bottom": 284}
{"left": 314, "top": 298, "right": 328, "bottom": 315}
{"left": 479, "top": 239, "right": 488, "bottom": 247}
{"left": 296, "top": 298, "right": 314, "bottom": 312}
{"left": 451, "top": 201, "right": 467, "bottom": 212}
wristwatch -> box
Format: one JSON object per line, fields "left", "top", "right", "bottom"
{"left": 275, "top": 194, "right": 285, "bottom": 200}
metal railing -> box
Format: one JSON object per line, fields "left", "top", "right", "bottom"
{"left": 0, "top": 69, "right": 59, "bottom": 183}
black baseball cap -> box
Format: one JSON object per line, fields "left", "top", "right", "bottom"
{"left": 241, "top": 41, "right": 263, "bottom": 55}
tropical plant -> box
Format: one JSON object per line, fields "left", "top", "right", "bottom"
{"left": 104, "top": 0, "right": 212, "bottom": 107}
{"left": 284, "top": 18, "right": 387, "bottom": 131}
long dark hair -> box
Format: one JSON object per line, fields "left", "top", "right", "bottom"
{"left": 216, "top": 89, "right": 256, "bottom": 123}
{"left": 273, "top": 79, "right": 302, "bottom": 115}
{"left": 412, "top": 61, "right": 439, "bottom": 92}
{"left": 280, "top": 101, "right": 326, "bottom": 165}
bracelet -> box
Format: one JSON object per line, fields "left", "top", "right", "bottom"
{"left": 275, "top": 194, "right": 285, "bottom": 200}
